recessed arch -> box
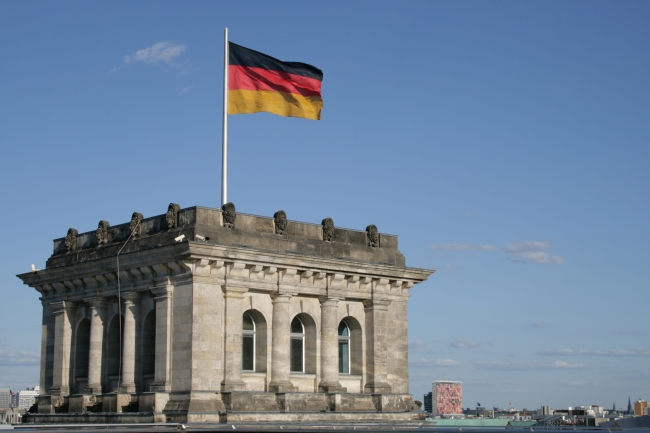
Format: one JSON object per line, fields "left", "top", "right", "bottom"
{"left": 242, "top": 309, "right": 268, "bottom": 372}
{"left": 104, "top": 313, "right": 124, "bottom": 392}
{"left": 290, "top": 313, "right": 317, "bottom": 374}
{"left": 339, "top": 316, "right": 362, "bottom": 375}
{"left": 73, "top": 318, "right": 91, "bottom": 393}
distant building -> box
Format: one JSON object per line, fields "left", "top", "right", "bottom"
{"left": 537, "top": 406, "right": 551, "bottom": 416}
{"left": 0, "top": 389, "right": 10, "bottom": 409}
{"left": 432, "top": 380, "right": 462, "bottom": 415}
{"left": 0, "top": 408, "right": 23, "bottom": 424}
{"left": 634, "top": 400, "right": 648, "bottom": 416}
{"left": 15, "top": 386, "right": 39, "bottom": 409}
{"left": 424, "top": 392, "right": 432, "bottom": 414}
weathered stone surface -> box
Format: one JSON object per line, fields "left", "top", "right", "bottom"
{"left": 64, "top": 228, "right": 77, "bottom": 252}
{"left": 17, "top": 204, "right": 433, "bottom": 424}
{"left": 274, "top": 210, "right": 288, "bottom": 234}
{"left": 95, "top": 221, "right": 110, "bottom": 245}
{"left": 165, "top": 203, "right": 180, "bottom": 229}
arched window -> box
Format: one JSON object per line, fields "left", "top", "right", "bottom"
{"left": 290, "top": 317, "right": 305, "bottom": 372}
{"left": 338, "top": 321, "right": 351, "bottom": 374}
{"left": 242, "top": 312, "right": 255, "bottom": 371}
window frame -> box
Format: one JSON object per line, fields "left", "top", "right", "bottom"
{"left": 242, "top": 312, "right": 256, "bottom": 372}
{"left": 290, "top": 316, "right": 305, "bottom": 373}
{"left": 338, "top": 320, "right": 351, "bottom": 374}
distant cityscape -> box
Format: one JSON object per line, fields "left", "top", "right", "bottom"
{"left": 422, "top": 380, "right": 650, "bottom": 428}
{"left": 0, "top": 386, "right": 39, "bottom": 424}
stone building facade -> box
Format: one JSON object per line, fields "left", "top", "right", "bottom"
{"left": 17, "top": 204, "right": 433, "bottom": 423}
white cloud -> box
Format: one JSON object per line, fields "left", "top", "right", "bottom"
{"left": 504, "top": 241, "right": 564, "bottom": 264}
{"left": 410, "top": 357, "right": 460, "bottom": 367}
{"left": 409, "top": 339, "right": 426, "bottom": 350}
{"left": 179, "top": 85, "right": 193, "bottom": 94}
{"left": 450, "top": 337, "right": 478, "bottom": 349}
{"left": 430, "top": 243, "right": 497, "bottom": 252}
{"left": 124, "top": 41, "right": 187, "bottom": 65}
{"left": 537, "top": 348, "right": 650, "bottom": 357}
{"left": 0, "top": 346, "right": 39, "bottom": 367}
{"left": 474, "top": 360, "right": 589, "bottom": 371}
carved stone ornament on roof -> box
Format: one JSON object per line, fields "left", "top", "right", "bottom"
{"left": 130, "top": 212, "right": 143, "bottom": 237}
{"left": 222, "top": 202, "right": 236, "bottom": 228}
{"left": 366, "top": 224, "right": 379, "bottom": 248}
{"left": 322, "top": 218, "right": 335, "bottom": 242}
{"left": 65, "top": 228, "right": 78, "bottom": 252}
{"left": 96, "top": 220, "right": 110, "bottom": 245}
{"left": 274, "top": 210, "right": 287, "bottom": 235}
{"left": 166, "top": 203, "right": 181, "bottom": 229}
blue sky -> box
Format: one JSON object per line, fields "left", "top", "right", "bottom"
{"left": 1, "top": 1, "right": 648, "bottom": 410}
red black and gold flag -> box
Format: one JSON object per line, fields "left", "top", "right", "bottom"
{"left": 228, "top": 42, "right": 323, "bottom": 120}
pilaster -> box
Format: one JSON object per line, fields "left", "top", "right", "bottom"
{"left": 221, "top": 285, "right": 248, "bottom": 391}
{"left": 363, "top": 295, "right": 392, "bottom": 394}
{"left": 268, "top": 293, "right": 295, "bottom": 392}
{"left": 119, "top": 292, "right": 141, "bottom": 393}
{"left": 49, "top": 301, "right": 76, "bottom": 396}
{"left": 84, "top": 297, "right": 107, "bottom": 394}
{"left": 318, "top": 296, "right": 346, "bottom": 393}
{"left": 150, "top": 284, "right": 173, "bottom": 392}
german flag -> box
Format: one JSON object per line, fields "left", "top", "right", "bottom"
{"left": 228, "top": 42, "right": 323, "bottom": 120}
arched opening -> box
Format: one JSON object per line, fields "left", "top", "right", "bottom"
{"left": 290, "top": 313, "right": 317, "bottom": 374}
{"left": 290, "top": 317, "right": 304, "bottom": 373}
{"left": 242, "top": 312, "right": 255, "bottom": 371}
{"left": 242, "top": 309, "right": 268, "bottom": 373}
{"left": 339, "top": 316, "right": 362, "bottom": 375}
{"left": 73, "top": 318, "right": 91, "bottom": 393}
{"left": 338, "top": 321, "right": 350, "bottom": 374}
{"left": 142, "top": 310, "right": 156, "bottom": 377}
{"left": 105, "top": 314, "right": 124, "bottom": 391}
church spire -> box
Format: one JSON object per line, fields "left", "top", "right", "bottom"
{"left": 627, "top": 397, "right": 632, "bottom": 414}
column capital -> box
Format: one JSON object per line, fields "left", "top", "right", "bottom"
{"left": 122, "top": 291, "right": 142, "bottom": 304}
{"left": 319, "top": 296, "right": 340, "bottom": 307}
{"left": 50, "top": 300, "right": 76, "bottom": 314}
{"left": 221, "top": 285, "right": 248, "bottom": 298}
{"left": 84, "top": 297, "right": 108, "bottom": 309}
{"left": 270, "top": 291, "right": 293, "bottom": 303}
{"left": 363, "top": 299, "right": 391, "bottom": 311}
{"left": 151, "top": 285, "right": 173, "bottom": 300}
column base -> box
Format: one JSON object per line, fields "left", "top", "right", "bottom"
{"left": 364, "top": 382, "right": 392, "bottom": 394}
{"left": 84, "top": 383, "right": 103, "bottom": 395}
{"left": 221, "top": 380, "right": 247, "bottom": 391}
{"left": 48, "top": 386, "right": 70, "bottom": 396}
{"left": 318, "top": 382, "right": 347, "bottom": 393}
{"left": 268, "top": 381, "right": 296, "bottom": 392}
{"left": 149, "top": 380, "right": 171, "bottom": 392}
{"left": 118, "top": 382, "right": 137, "bottom": 393}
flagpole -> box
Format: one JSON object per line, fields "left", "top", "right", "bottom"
{"left": 221, "top": 27, "right": 229, "bottom": 206}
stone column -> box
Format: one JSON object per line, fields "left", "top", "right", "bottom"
{"left": 318, "top": 297, "right": 346, "bottom": 392}
{"left": 119, "top": 292, "right": 140, "bottom": 393}
{"left": 222, "top": 287, "right": 247, "bottom": 391}
{"left": 49, "top": 301, "right": 76, "bottom": 396}
{"left": 39, "top": 301, "right": 54, "bottom": 395}
{"left": 84, "top": 298, "right": 107, "bottom": 394}
{"left": 268, "top": 293, "right": 295, "bottom": 392}
{"left": 363, "top": 299, "right": 392, "bottom": 394}
{"left": 150, "top": 285, "right": 173, "bottom": 392}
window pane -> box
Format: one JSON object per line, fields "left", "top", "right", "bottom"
{"left": 338, "top": 321, "right": 349, "bottom": 336}
{"left": 291, "top": 317, "right": 303, "bottom": 334}
{"left": 339, "top": 341, "right": 349, "bottom": 373}
{"left": 243, "top": 313, "right": 254, "bottom": 331}
{"left": 242, "top": 335, "right": 254, "bottom": 371}
{"left": 290, "top": 337, "right": 303, "bottom": 372}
